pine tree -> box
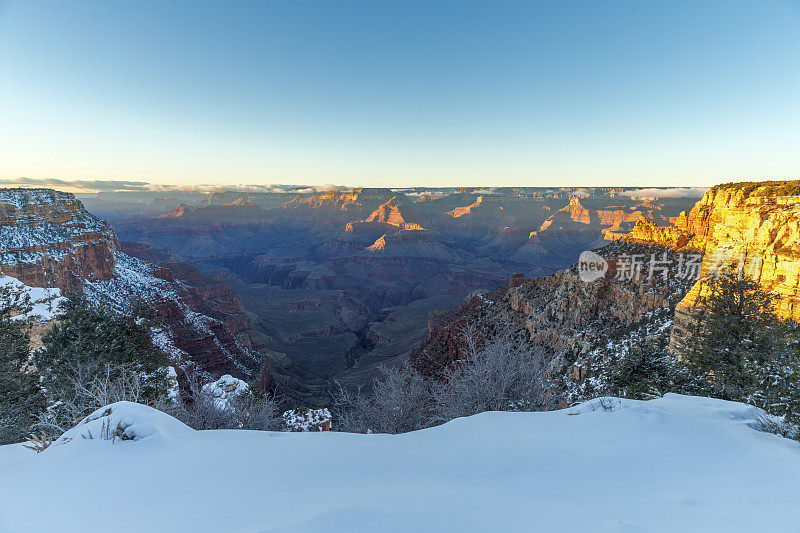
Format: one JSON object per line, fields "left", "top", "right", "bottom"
{"left": 610, "top": 338, "right": 671, "bottom": 400}
{"left": 745, "top": 320, "right": 800, "bottom": 423}
{"left": 33, "top": 294, "right": 170, "bottom": 412}
{"left": 680, "top": 272, "right": 789, "bottom": 401}
{"left": 0, "top": 313, "right": 46, "bottom": 444}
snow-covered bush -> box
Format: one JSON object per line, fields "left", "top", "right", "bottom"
{"left": 0, "top": 275, "right": 65, "bottom": 321}
{"left": 167, "top": 373, "right": 282, "bottom": 431}
{"left": 53, "top": 401, "right": 193, "bottom": 446}
{"left": 201, "top": 375, "right": 249, "bottom": 409}
{"left": 282, "top": 407, "right": 332, "bottom": 432}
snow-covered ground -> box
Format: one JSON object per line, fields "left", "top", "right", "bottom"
{"left": 1, "top": 394, "right": 799, "bottom": 532}
{"left": 0, "top": 274, "right": 65, "bottom": 320}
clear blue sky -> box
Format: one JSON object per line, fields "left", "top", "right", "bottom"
{"left": 1, "top": 0, "right": 799, "bottom": 188}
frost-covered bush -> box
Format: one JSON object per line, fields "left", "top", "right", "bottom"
{"left": 333, "top": 328, "right": 552, "bottom": 434}
{"left": 36, "top": 363, "right": 158, "bottom": 437}
{"left": 332, "top": 365, "right": 436, "bottom": 434}
{"left": 753, "top": 412, "right": 799, "bottom": 441}
{"left": 283, "top": 407, "right": 332, "bottom": 432}
{"left": 431, "top": 329, "right": 551, "bottom": 422}
{"left": 167, "top": 374, "right": 282, "bottom": 431}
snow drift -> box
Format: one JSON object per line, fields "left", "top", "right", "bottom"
{"left": 1, "top": 394, "right": 799, "bottom": 532}
{"left": 54, "top": 401, "right": 193, "bottom": 445}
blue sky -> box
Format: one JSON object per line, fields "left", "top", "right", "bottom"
{"left": 1, "top": 0, "right": 799, "bottom": 188}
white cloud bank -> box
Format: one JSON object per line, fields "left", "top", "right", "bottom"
{"left": 0, "top": 178, "right": 351, "bottom": 195}
{"left": 621, "top": 187, "right": 708, "bottom": 198}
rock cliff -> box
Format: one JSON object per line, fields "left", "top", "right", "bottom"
{"left": 411, "top": 240, "right": 696, "bottom": 403}
{"left": 626, "top": 181, "right": 800, "bottom": 321}
{"left": 0, "top": 189, "right": 264, "bottom": 381}
{"left": 0, "top": 189, "right": 118, "bottom": 291}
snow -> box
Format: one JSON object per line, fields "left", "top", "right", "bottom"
{"left": 82, "top": 252, "right": 173, "bottom": 312}
{"left": 0, "top": 444, "right": 30, "bottom": 471}
{"left": 0, "top": 274, "right": 65, "bottom": 320}
{"left": 0, "top": 188, "right": 70, "bottom": 209}
{"left": 1, "top": 394, "right": 799, "bottom": 532}
{"left": 54, "top": 401, "right": 193, "bottom": 446}
{"left": 0, "top": 189, "right": 112, "bottom": 265}
{"left": 202, "top": 374, "right": 249, "bottom": 408}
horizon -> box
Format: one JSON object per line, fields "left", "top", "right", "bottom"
{"left": 0, "top": 178, "right": 712, "bottom": 198}
{"left": 2, "top": 0, "right": 799, "bottom": 187}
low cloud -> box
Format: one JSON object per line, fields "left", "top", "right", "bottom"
{"left": 0, "top": 178, "right": 352, "bottom": 195}
{"left": 0, "top": 177, "right": 150, "bottom": 192}
{"left": 403, "top": 190, "right": 454, "bottom": 198}
{"left": 620, "top": 187, "right": 708, "bottom": 198}
{"left": 293, "top": 185, "right": 350, "bottom": 194}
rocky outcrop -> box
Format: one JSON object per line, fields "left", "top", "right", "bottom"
{"left": 625, "top": 217, "right": 692, "bottom": 249}
{"left": 626, "top": 181, "right": 800, "bottom": 321}
{"left": 411, "top": 241, "right": 695, "bottom": 390}
{"left": 446, "top": 195, "right": 486, "bottom": 218}
{"left": 361, "top": 229, "right": 465, "bottom": 260}
{"left": 157, "top": 204, "right": 192, "bottom": 219}
{"left": 360, "top": 197, "right": 423, "bottom": 230}
{"left": 0, "top": 189, "right": 118, "bottom": 292}
{"left": 0, "top": 188, "right": 264, "bottom": 381}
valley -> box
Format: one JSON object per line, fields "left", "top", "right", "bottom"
{"left": 79, "top": 186, "right": 698, "bottom": 403}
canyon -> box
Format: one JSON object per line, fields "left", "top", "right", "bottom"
{"left": 413, "top": 181, "right": 800, "bottom": 404}
{"left": 78, "top": 186, "right": 696, "bottom": 402}
{"left": 1, "top": 185, "right": 702, "bottom": 404}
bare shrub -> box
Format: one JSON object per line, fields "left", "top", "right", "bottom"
{"left": 229, "top": 392, "right": 283, "bottom": 431}
{"left": 36, "top": 363, "right": 153, "bottom": 437}
{"left": 332, "top": 365, "right": 436, "bottom": 434}
{"left": 754, "top": 413, "right": 799, "bottom": 441}
{"left": 333, "top": 327, "right": 553, "bottom": 434}
{"left": 431, "top": 329, "right": 551, "bottom": 423}
{"left": 166, "top": 374, "right": 282, "bottom": 431}
{"left": 23, "top": 432, "right": 55, "bottom": 453}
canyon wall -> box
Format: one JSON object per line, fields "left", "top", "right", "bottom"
{"left": 626, "top": 181, "right": 800, "bottom": 321}
{"left": 0, "top": 189, "right": 265, "bottom": 382}
{"left": 412, "top": 181, "right": 800, "bottom": 403}
{"left": 0, "top": 189, "right": 118, "bottom": 291}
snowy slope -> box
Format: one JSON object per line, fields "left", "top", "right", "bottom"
{"left": 1, "top": 394, "right": 799, "bottom": 532}
{"left": 0, "top": 274, "right": 65, "bottom": 320}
